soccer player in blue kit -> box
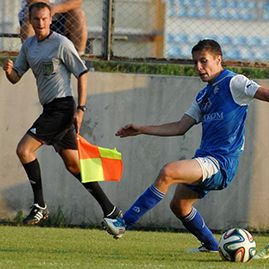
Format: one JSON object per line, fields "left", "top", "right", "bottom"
{"left": 3, "top": 2, "right": 121, "bottom": 225}
{"left": 103, "top": 39, "right": 269, "bottom": 251}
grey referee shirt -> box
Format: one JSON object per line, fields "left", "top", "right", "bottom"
{"left": 14, "top": 31, "right": 88, "bottom": 105}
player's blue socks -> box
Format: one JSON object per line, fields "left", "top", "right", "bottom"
{"left": 180, "top": 207, "right": 218, "bottom": 251}
{"left": 123, "top": 184, "right": 165, "bottom": 227}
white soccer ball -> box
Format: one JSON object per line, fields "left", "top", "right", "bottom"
{"left": 218, "top": 228, "right": 256, "bottom": 262}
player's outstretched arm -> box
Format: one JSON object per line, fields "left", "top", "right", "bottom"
{"left": 115, "top": 114, "right": 196, "bottom": 138}
{"left": 254, "top": 86, "right": 269, "bottom": 102}
{"left": 3, "top": 59, "right": 21, "bottom": 84}
{"left": 116, "top": 124, "right": 142, "bottom": 137}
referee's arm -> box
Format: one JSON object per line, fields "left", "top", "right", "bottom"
{"left": 77, "top": 71, "right": 88, "bottom": 107}
{"left": 74, "top": 71, "right": 88, "bottom": 133}
{"left": 3, "top": 59, "right": 21, "bottom": 84}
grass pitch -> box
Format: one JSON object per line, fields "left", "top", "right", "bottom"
{"left": 0, "top": 226, "right": 268, "bottom": 269}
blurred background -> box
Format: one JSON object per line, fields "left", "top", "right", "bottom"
{"left": 1, "top": 0, "right": 269, "bottom": 62}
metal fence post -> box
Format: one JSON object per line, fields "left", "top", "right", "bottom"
{"left": 102, "top": 0, "right": 114, "bottom": 60}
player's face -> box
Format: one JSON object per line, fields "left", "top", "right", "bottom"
{"left": 192, "top": 49, "right": 223, "bottom": 83}
{"left": 30, "top": 7, "right": 52, "bottom": 40}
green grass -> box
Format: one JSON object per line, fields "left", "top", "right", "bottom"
{"left": 91, "top": 60, "right": 269, "bottom": 79}
{"left": 0, "top": 226, "right": 268, "bottom": 269}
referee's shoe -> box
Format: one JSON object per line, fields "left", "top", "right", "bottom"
{"left": 23, "top": 204, "right": 49, "bottom": 225}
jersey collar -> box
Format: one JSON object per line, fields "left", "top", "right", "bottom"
{"left": 37, "top": 30, "right": 53, "bottom": 42}
{"left": 210, "top": 69, "right": 234, "bottom": 87}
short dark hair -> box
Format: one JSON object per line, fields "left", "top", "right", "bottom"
{"left": 29, "top": 2, "right": 51, "bottom": 19}
{"left": 191, "top": 39, "right": 222, "bottom": 56}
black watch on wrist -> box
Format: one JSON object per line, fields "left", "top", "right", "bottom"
{"left": 77, "top": 105, "right": 87, "bottom": 112}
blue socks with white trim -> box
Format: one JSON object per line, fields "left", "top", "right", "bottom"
{"left": 121, "top": 184, "right": 218, "bottom": 251}
{"left": 180, "top": 207, "right": 218, "bottom": 251}
{"left": 123, "top": 184, "right": 165, "bottom": 227}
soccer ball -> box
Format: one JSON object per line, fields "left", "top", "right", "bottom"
{"left": 218, "top": 228, "right": 256, "bottom": 262}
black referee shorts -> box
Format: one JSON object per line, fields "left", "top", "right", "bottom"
{"left": 27, "top": 97, "right": 78, "bottom": 151}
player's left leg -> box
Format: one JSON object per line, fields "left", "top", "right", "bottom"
{"left": 122, "top": 159, "right": 203, "bottom": 227}
{"left": 170, "top": 184, "right": 218, "bottom": 252}
{"left": 103, "top": 159, "right": 203, "bottom": 238}
{"left": 59, "top": 148, "right": 122, "bottom": 219}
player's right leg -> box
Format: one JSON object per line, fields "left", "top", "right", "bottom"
{"left": 170, "top": 184, "right": 218, "bottom": 252}
{"left": 169, "top": 156, "right": 223, "bottom": 252}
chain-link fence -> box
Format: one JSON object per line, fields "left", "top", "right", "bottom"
{"left": 1, "top": 0, "right": 269, "bottom": 62}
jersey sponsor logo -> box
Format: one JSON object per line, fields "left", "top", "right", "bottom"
{"left": 203, "top": 112, "right": 223, "bottom": 122}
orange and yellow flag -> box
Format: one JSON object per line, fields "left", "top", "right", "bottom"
{"left": 77, "top": 135, "right": 123, "bottom": 183}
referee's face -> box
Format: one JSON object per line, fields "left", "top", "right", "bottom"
{"left": 30, "top": 7, "right": 52, "bottom": 41}
{"left": 192, "top": 49, "right": 223, "bottom": 83}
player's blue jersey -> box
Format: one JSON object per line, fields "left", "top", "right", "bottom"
{"left": 186, "top": 69, "right": 259, "bottom": 186}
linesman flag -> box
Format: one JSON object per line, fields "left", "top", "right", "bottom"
{"left": 77, "top": 135, "right": 123, "bottom": 183}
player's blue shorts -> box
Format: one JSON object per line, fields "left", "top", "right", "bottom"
{"left": 185, "top": 156, "right": 239, "bottom": 198}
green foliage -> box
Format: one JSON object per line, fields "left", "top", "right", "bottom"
{"left": 92, "top": 60, "right": 196, "bottom": 76}
{"left": 41, "top": 206, "right": 72, "bottom": 228}
{"left": 1, "top": 54, "right": 269, "bottom": 79}
{"left": 91, "top": 59, "right": 269, "bottom": 79}
{"left": 0, "top": 226, "right": 268, "bottom": 269}
{"left": 228, "top": 66, "right": 269, "bottom": 79}
{"left": 13, "top": 210, "right": 24, "bottom": 224}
